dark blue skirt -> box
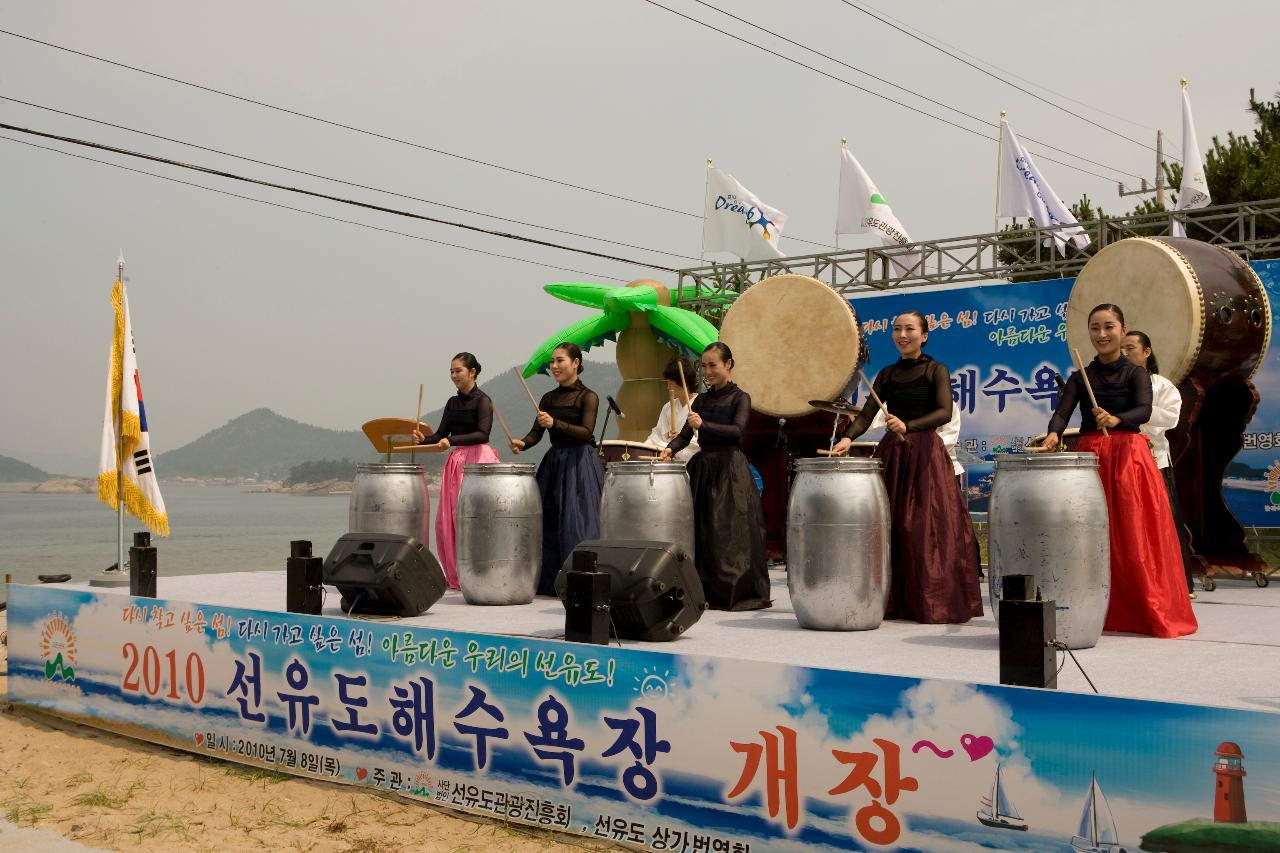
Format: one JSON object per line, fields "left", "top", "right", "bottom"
{"left": 535, "top": 443, "right": 604, "bottom": 595}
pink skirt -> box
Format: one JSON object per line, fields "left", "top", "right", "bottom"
{"left": 435, "top": 443, "right": 500, "bottom": 589}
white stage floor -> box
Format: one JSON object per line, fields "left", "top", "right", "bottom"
{"left": 66, "top": 569, "right": 1280, "bottom": 713}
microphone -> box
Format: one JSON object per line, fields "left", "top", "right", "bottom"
{"left": 606, "top": 395, "right": 625, "bottom": 419}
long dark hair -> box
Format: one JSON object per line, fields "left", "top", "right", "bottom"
{"left": 553, "top": 341, "right": 584, "bottom": 374}
{"left": 1125, "top": 330, "right": 1160, "bottom": 375}
{"left": 452, "top": 352, "right": 481, "bottom": 377}
{"left": 1088, "top": 303, "right": 1126, "bottom": 326}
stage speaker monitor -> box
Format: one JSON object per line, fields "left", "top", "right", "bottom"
{"left": 998, "top": 574, "right": 1056, "bottom": 689}
{"left": 287, "top": 540, "right": 324, "bottom": 615}
{"left": 323, "top": 532, "right": 446, "bottom": 617}
{"left": 562, "top": 551, "right": 611, "bottom": 645}
{"left": 554, "top": 540, "right": 707, "bottom": 642}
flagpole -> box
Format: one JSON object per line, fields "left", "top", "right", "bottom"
{"left": 116, "top": 251, "right": 126, "bottom": 574}
{"left": 700, "top": 159, "right": 711, "bottom": 262}
{"left": 836, "top": 138, "right": 846, "bottom": 251}
{"left": 993, "top": 111, "right": 1005, "bottom": 235}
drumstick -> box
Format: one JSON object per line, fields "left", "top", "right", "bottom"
{"left": 412, "top": 382, "right": 423, "bottom": 462}
{"left": 1071, "top": 347, "right": 1109, "bottom": 437}
{"left": 669, "top": 388, "right": 677, "bottom": 438}
{"left": 514, "top": 367, "right": 541, "bottom": 415}
{"left": 676, "top": 359, "right": 690, "bottom": 401}
{"left": 858, "top": 368, "right": 905, "bottom": 442}
{"left": 491, "top": 402, "right": 515, "bottom": 446}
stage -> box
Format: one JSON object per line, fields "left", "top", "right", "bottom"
{"left": 58, "top": 567, "right": 1280, "bottom": 713}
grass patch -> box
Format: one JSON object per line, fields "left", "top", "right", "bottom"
{"left": 133, "top": 807, "right": 196, "bottom": 842}
{"left": 70, "top": 780, "right": 143, "bottom": 809}
{"left": 65, "top": 771, "right": 95, "bottom": 786}
{"left": 224, "top": 763, "right": 290, "bottom": 784}
{"left": 342, "top": 838, "right": 391, "bottom": 853}
{"left": 5, "top": 801, "right": 53, "bottom": 825}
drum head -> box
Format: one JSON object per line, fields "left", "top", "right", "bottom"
{"left": 1068, "top": 238, "right": 1203, "bottom": 384}
{"left": 720, "top": 274, "right": 862, "bottom": 417}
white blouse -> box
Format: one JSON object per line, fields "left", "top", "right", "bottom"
{"left": 1142, "top": 373, "right": 1182, "bottom": 469}
{"left": 647, "top": 395, "right": 699, "bottom": 462}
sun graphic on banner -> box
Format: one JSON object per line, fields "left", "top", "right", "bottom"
{"left": 40, "top": 611, "right": 77, "bottom": 682}
{"left": 632, "top": 667, "right": 673, "bottom": 699}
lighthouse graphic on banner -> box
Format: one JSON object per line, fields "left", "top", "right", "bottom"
{"left": 1213, "top": 741, "right": 1248, "bottom": 823}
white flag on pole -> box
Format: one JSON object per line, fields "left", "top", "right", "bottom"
{"left": 998, "top": 118, "right": 1091, "bottom": 253}
{"left": 98, "top": 277, "right": 169, "bottom": 535}
{"left": 702, "top": 168, "right": 787, "bottom": 261}
{"left": 1172, "top": 81, "right": 1212, "bottom": 238}
{"left": 835, "top": 146, "right": 922, "bottom": 276}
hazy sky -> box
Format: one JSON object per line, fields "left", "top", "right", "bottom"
{"left": 2, "top": 1, "right": 1276, "bottom": 473}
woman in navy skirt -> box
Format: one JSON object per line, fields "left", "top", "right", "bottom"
{"left": 511, "top": 342, "right": 604, "bottom": 596}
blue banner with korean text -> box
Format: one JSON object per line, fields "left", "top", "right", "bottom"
{"left": 8, "top": 584, "right": 1280, "bottom": 852}
{"left": 848, "top": 259, "right": 1280, "bottom": 524}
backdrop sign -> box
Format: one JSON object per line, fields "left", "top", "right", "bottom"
{"left": 8, "top": 583, "right": 1280, "bottom": 852}
{"left": 848, "top": 259, "right": 1280, "bottom": 523}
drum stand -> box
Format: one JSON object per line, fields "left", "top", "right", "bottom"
{"left": 1171, "top": 375, "right": 1271, "bottom": 589}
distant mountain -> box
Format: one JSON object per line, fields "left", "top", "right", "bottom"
{"left": 156, "top": 408, "right": 376, "bottom": 479}
{"left": 155, "top": 360, "right": 625, "bottom": 479}
{"left": 0, "top": 453, "right": 48, "bottom": 482}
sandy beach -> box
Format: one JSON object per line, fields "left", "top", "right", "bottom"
{"left": 0, "top": 612, "right": 603, "bottom": 853}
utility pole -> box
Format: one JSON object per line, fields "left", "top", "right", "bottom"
{"left": 1118, "top": 129, "right": 1166, "bottom": 206}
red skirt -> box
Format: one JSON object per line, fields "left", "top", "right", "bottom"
{"left": 878, "top": 430, "right": 983, "bottom": 624}
{"left": 1077, "top": 431, "right": 1197, "bottom": 638}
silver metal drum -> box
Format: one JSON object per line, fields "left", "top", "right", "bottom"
{"left": 455, "top": 463, "right": 542, "bottom": 605}
{"left": 350, "top": 463, "right": 430, "bottom": 545}
{"left": 786, "top": 458, "right": 890, "bottom": 631}
{"left": 599, "top": 461, "right": 695, "bottom": 561}
{"left": 989, "top": 453, "right": 1110, "bottom": 649}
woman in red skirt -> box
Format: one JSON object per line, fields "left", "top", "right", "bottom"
{"left": 1043, "top": 304, "right": 1197, "bottom": 638}
{"left": 832, "top": 311, "right": 983, "bottom": 624}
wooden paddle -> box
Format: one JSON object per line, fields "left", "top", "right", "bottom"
{"left": 1071, "top": 347, "right": 1109, "bottom": 437}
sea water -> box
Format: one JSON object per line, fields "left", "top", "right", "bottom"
{"left": 0, "top": 483, "right": 438, "bottom": 591}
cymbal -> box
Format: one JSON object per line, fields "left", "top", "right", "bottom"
{"left": 808, "top": 399, "right": 860, "bottom": 415}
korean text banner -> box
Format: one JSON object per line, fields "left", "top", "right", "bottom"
{"left": 8, "top": 584, "right": 1280, "bottom": 852}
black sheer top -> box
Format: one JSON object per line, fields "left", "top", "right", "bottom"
{"left": 519, "top": 380, "right": 599, "bottom": 448}
{"left": 668, "top": 382, "right": 750, "bottom": 453}
{"left": 422, "top": 387, "right": 492, "bottom": 446}
{"left": 841, "top": 355, "right": 953, "bottom": 440}
{"left": 1047, "top": 355, "right": 1151, "bottom": 436}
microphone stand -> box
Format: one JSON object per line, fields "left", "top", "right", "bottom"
{"left": 597, "top": 405, "right": 612, "bottom": 447}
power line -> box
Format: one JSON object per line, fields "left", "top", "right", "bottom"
{"left": 637, "top": 0, "right": 1121, "bottom": 183}
{"left": 684, "top": 0, "right": 1143, "bottom": 180}
{"left": 0, "top": 26, "right": 839, "bottom": 250}
{"left": 0, "top": 133, "right": 628, "bottom": 282}
{"left": 0, "top": 121, "right": 682, "bottom": 272}
{"left": 0, "top": 94, "right": 701, "bottom": 263}
{"left": 834, "top": 0, "right": 1177, "bottom": 162}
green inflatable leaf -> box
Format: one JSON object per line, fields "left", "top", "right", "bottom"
{"left": 648, "top": 305, "right": 718, "bottom": 353}
{"left": 543, "top": 282, "right": 612, "bottom": 309}
{"left": 522, "top": 312, "right": 629, "bottom": 377}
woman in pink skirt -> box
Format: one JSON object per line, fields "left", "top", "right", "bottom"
{"left": 414, "top": 352, "right": 499, "bottom": 588}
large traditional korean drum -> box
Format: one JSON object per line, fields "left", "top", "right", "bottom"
{"left": 350, "top": 463, "right": 430, "bottom": 545}
{"left": 599, "top": 461, "right": 695, "bottom": 562}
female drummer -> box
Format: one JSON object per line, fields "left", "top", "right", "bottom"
{"left": 660, "top": 342, "right": 770, "bottom": 611}
{"left": 831, "top": 311, "right": 983, "bottom": 624}
{"left": 1121, "top": 330, "right": 1198, "bottom": 597}
{"left": 1043, "top": 305, "right": 1196, "bottom": 637}
{"left": 510, "top": 342, "right": 605, "bottom": 596}
{"left": 646, "top": 357, "right": 700, "bottom": 462}
{"left": 414, "top": 352, "right": 500, "bottom": 589}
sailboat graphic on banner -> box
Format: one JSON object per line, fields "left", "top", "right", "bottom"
{"left": 976, "top": 762, "right": 1029, "bottom": 831}
{"left": 1070, "top": 772, "right": 1127, "bottom": 852}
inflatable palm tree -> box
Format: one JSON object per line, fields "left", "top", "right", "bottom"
{"left": 523, "top": 280, "right": 719, "bottom": 442}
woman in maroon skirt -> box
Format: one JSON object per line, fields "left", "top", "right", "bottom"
{"left": 832, "top": 311, "right": 982, "bottom": 624}
{"left": 1043, "top": 303, "right": 1197, "bottom": 638}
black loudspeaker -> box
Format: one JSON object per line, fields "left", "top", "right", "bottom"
{"left": 998, "top": 574, "right": 1056, "bottom": 689}
{"left": 563, "top": 552, "right": 611, "bottom": 645}
{"left": 287, "top": 540, "right": 325, "bottom": 615}
{"left": 323, "top": 533, "right": 446, "bottom": 617}
{"left": 554, "top": 540, "right": 706, "bottom": 642}
{"left": 129, "top": 531, "right": 157, "bottom": 598}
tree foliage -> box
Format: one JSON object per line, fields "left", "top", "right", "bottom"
{"left": 284, "top": 458, "right": 358, "bottom": 486}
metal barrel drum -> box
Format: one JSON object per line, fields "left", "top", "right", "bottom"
{"left": 786, "top": 458, "right": 890, "bottom": 631}
{"left": 455, "top": 463, "right": 542, "bottom": 605}
{"left": 350, "top": 463, "right": 430, "bottom": 544}
{"left": 599, "top": 461, "right": 695, "bottom": 561}
{"left": 989, "top": 453, "right": 1110, "bottom": 649}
